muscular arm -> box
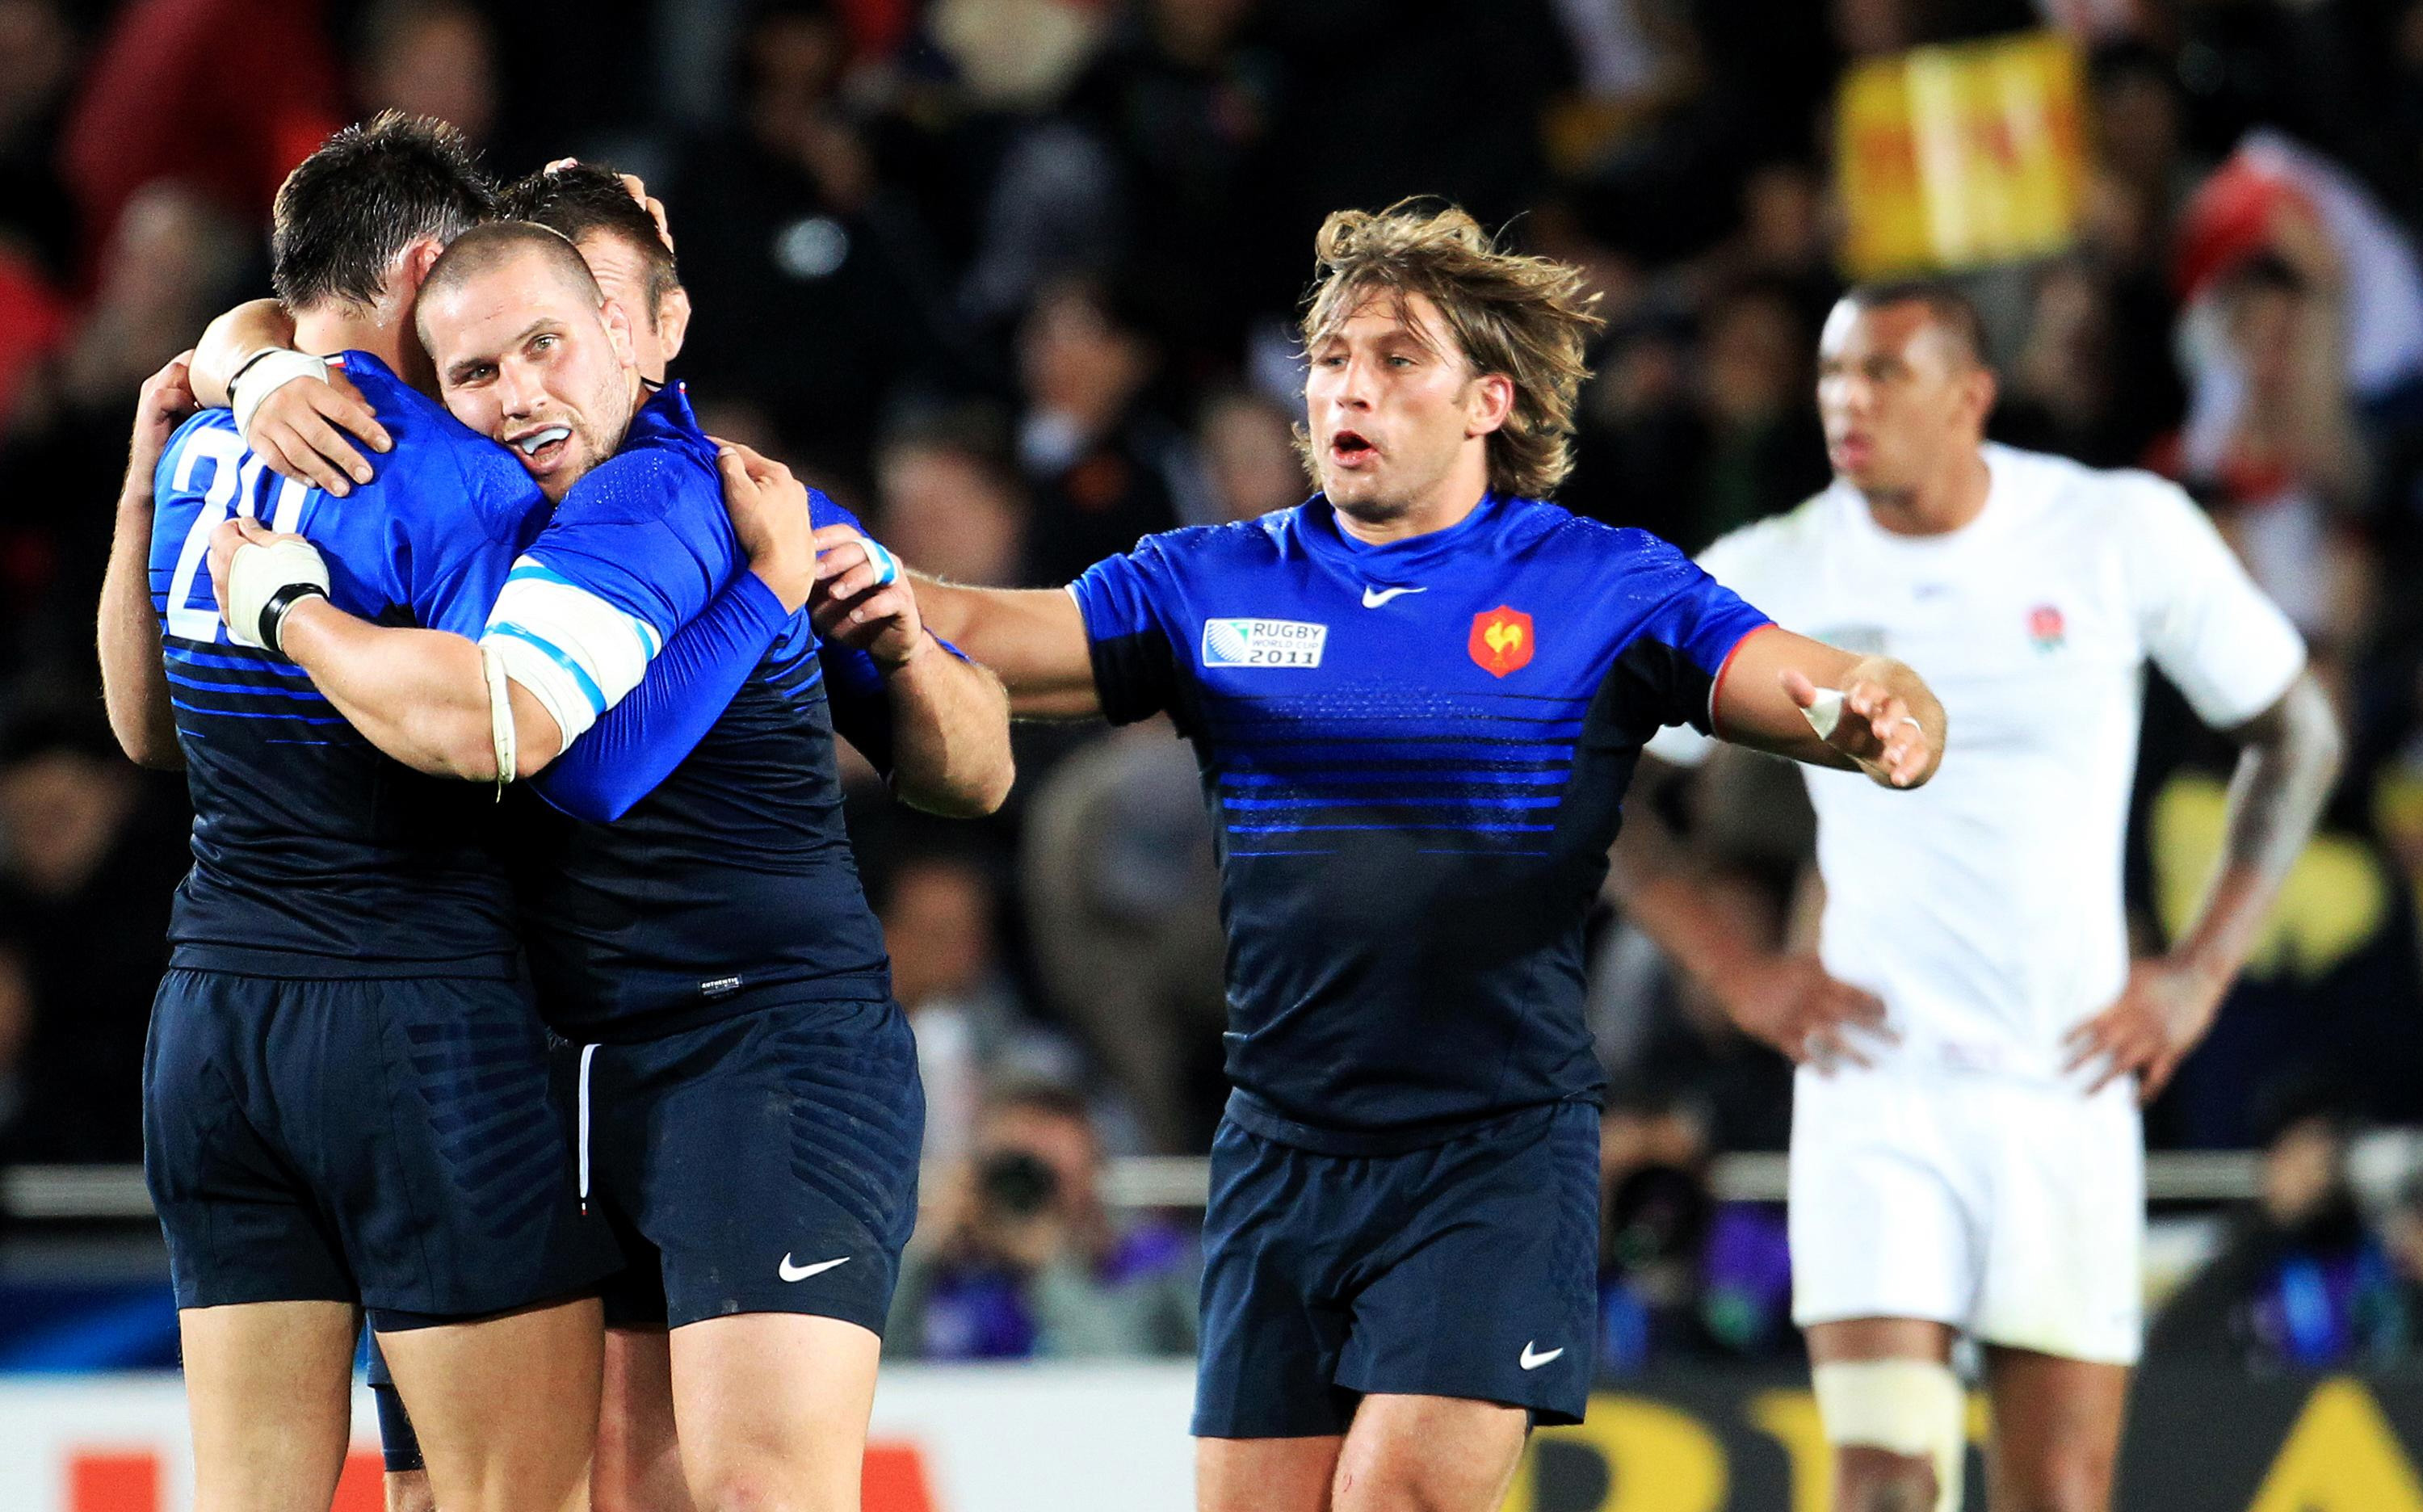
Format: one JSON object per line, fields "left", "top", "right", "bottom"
{"left": 2064, "top": 672, "right": 2341, "bottom": 1098}
{"left": 189, "top": 299, "right": 295, "bottom": 407}
{"left": 2177, "top": 674, "right": 2345, "bottom": 976}
{"left": 909, "top": 574, "right": 1102, "bottom": 720}
{"left": 1711, "top": 624, "right": 1944, "bottom": 788}
{"left": 273, "top": 599, "right": 564, "bottom": 781}
{"left": 98, "top": 355, "right": 195, "bottom": 770}
{"left": 875, "top": 632, "right": 1016, "bottom": 816}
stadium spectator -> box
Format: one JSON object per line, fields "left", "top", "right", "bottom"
{"left": 877, "top": 849, "right": 1084, "bottom": 1164}
{"left": 872, "top": 406, "right": 1031, "bottom": 588}
{"left": 887, "top": 1085, "right": 1198, "bottom": 1360}
{"left": 0, "top": 931, "right": 32, "bottom": 1161}
{"left": 351, "top": 0, "right": 500, "bottom": 153}
{"left": 1594, "top": 1090, "right": 1793, "bottom": 1376}
{"left": 0, "top": 708, "right": 186, "bottom": 1163}
{"left": 667, "top": 0, "right": 966, "bottom": 485}
{"left": 1014, "top": 275, "right": 1212, "bottom": 585}
{"left": 1194, "top": 389, "right": 1305, "bottom": 524}
{"left": 54, "top": 0, "right": 342, "bottom": 275}
{"left": 2149, "top": 1101, "right": 2408, "bottom": 1369}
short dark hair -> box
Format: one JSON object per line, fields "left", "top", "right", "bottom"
{"left": 418, "top": 220, "right": 602, "bottom": 316}
{"left": 1840, "top": 279, "right": 1988, "bottom": 367}
{"left": 271, "top": 111, "right": 494, "bottom": 311}
{"left": 500, "top": 163, "right": 680, "bottom": 327}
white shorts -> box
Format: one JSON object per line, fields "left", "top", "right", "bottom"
{"left": 1789, "top": 1067, "right": 2144, "bottom": 1366}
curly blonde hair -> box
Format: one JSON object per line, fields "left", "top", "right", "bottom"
{"left": 1298, "top": 200, "right": 1602, "bottom": 500}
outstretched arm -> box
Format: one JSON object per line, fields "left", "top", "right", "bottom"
{"left": 817, "top": 531, "right": 1101, "bottom": 721}
{"left": 807, "top": 526, "right": 1014, "bottom": 815}
{"left": 98, "top": 354, "right": 196, "bottom": 770}
{"left": 2064, "top": 673, "right": 2342, "bottom": 1098}
{"left": 1711, "top": 625, "right": 1944, "bottom": 789}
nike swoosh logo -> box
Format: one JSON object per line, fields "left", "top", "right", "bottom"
{"left": 779, "top": 1254, "right": 851, "bottom": 1283}
{"left": 1519, "top": 1342, "right": 1564, "bottom": 1371}
{"left": 1361, "top": 585, "right": 1426, "bottom": 607}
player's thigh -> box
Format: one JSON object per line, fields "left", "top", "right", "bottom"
{"left": 1332, "top": 1394, "right": 1528, "bottom": 1512}
{"left": 666, "top": 1312, "right": 881, "bottom": 1512}
{"left": 329, "top": 976, "right": 619, "bottom": 1323}
{"left": 599, "top": 1000, "right": 922, "bottom": 1334}
{"left": 1198, "top": 1434, "right": 1344, "bottom": 1512}
{"left": 373, "top": 1296, "right": 604, "bottom": 1512}
{"left": 1983, "top": 1346, "right": 2128, "bottom": 1512}
{"left": 1805, "top": 1317, "right": 1960, "bottom": 1366}
{"left": 1194, "top": 1119, "right": 1358, "bottom": 1440}
{"left": 1791, "top": 1069, "right": 1980, "bottom": 1338}
{"left": 598, "top": 1325, "right": 695, "bottom": 1512}
{"left": 1334, "top": 1104, "right": 1598, "bottom": 1428}
{"left": 1975, "top": 1081, "right": 2144, "bottom": 1369}
{"left": 144, "top": 971, "right": 356, "bottom": 1313}
{"left": 179, "top": 1300, "right": 359, "bottom": 1512}
{"left": 383, "top": 1471, "right": 435, "bottom": 1512}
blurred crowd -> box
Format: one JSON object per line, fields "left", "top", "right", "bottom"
{"left": 6, "top": 0, "right": 2423, "bottom": 1366}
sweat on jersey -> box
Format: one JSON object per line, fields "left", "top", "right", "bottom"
{"left": 149, "top": 351, "right": 548, "bottom": 979}
{"left": 1069, "top": 490, "right": 1772, "bottom": 1153}
{"left": 490, "top": 384, "right": 892, "bottom": 1040}
{"left": 1646, "top": 443, "right": 2308, "bottom": 1085}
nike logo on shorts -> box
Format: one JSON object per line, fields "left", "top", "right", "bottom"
{"left": 779, "top": 1254, "right": 850, "bottom": 1282}
{"left": 1519, "top": 1341, "right": 1563, "bottom": 1371}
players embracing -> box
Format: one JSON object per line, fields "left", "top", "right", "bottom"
{"left": 103, "top": 114, "right": 1014, "bottom": 1512}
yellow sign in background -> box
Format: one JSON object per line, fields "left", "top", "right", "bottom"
{"left": 1835, "top": 31, "right": 2089, "bottom": 279}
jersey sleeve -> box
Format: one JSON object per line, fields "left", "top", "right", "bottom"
{"left": 1067, "top": 536, "right": 1187, "bottom": 727}
{"left": 531, "top": 569, "right": 793, "bottom": 822}
{"left": 481, "top": 451, "right": 728, "bottom": 746}
{"left": 388, "top": 425, "right": 531, "bottom": 638}
{"left": 1617, "top": 532, "right": 1773, "bottom": 740}
{"left": 1640, "top": 529, "right": 1768, "bottom": 767}
{"left": 807, "top": 494, "right": 899, "bottom": 762}
{"left": 2118, "top": 473, "right": 2307, "bottom": 729}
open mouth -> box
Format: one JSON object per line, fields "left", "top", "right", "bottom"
{"left": 1329, "top": 430, "right": 1378, "bottom": 465}
{"left": 508, "top": 424, "right": 573, "bottom": 470}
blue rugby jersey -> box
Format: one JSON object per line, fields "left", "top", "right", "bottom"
{"left": 493, "top": 384, "right": 892, "bottom": 1039}
{"left": 148, "top": 352, "right": 546, "bottom": 978}
{"left": 1069, "top": 492, "right": 1772, "bottom": 1151}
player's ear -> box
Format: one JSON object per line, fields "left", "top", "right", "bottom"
{"left": 600, "top": 297, "right": 636, "bottom": 368}
{"left": 397, "top": 236, "right": 446, "bottom": 295}
{"left": 1466, "top": 372, "right": 1516, "bottom": 439}
{"left": 1963, "top": 363, "right": 1998, "bottom": 430}
{"left": 654, "top": 285, "right": 692, "bottom": 366}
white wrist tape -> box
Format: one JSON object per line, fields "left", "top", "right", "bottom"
{"left": 230, "top": 349, "right": 330, "bottom": 439}
{"left": 1812, "top": 1359, "right": 1967, "bottom": 1512}
{"left": 224, "top": 536, "right": 331, "bottom": 650}
{"left": 1800, "top": 687, "right": 1846, "bottom": 741}
{"left": 481, "top": 640, "right": 517, "bottom": 797}
{"left": 858, "top": 536, "right": 902, "bottom": 588}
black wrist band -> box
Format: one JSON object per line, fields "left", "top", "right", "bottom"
{"left": 259, "top": 582, "right": 330, "bottom": 656}
{"left": 225, "top": 347, "right": 282, "bottom": 401}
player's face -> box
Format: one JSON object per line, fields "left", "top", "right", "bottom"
{"left": 422, "top": 248, "right": 640, "bottom": 502}
{"left": 574, "top": 230, "right": 685, "bottom": 386}
{"left": 1304, "top": 290, "right": 1504, "bottom": 524}
{"left": 1815, "top": 300, "right": 1985, "bottom": 495}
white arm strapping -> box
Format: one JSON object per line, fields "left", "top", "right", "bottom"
{"left": 230, "top": 350, "right": 331, "bottom": 439}
{"left": 481, "top": 640, "right": 516, "bottom": 797}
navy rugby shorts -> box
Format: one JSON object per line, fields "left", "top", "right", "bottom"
{"left": 1193, "top": 1098, "right": 1600, "bottom": 1437}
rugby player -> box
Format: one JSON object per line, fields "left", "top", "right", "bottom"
{"left": 1623, "top": 284, "right": 2342, "bottom": 1512}
{"left": 199, "top": 219, "right": 1011, "bottom": 1512}
{"left": 93, "top": 116, "right": 619, "bottom": 1512}
{"left": 818, "top": 200, "right": 1949, "bottom": 1512}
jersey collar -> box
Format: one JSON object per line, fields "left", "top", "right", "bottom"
{"left": 1298, "top": 489, "right": 1510, "bottom": 576}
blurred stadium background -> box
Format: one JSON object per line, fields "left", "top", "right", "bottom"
{"left": 3, "top": 0, "right": 2423, "bottom": 1506}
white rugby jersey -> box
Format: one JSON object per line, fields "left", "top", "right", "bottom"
{"left": 1647, "top": 443, "right": 2306, "bottom": 1082}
